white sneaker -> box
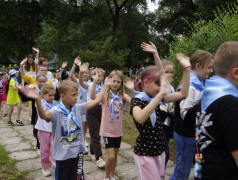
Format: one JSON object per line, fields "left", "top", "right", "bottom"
{"left": 42, "top": 168, "right": 51, "bottom": 177}
{"left": 110, "top": 177, "right": 116, "bottom": 180}
{"left": 96, "top": 158, "right": 105, "bottom": 168}
{"left": 85, "top": 141, "right": 88, "bottom": 147}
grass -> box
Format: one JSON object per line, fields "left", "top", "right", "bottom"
{"left": 122, "top": 103, "right": 176, "bottom": 162}
{"left": 0, "top": 145, "right": 28, "bottom": 180}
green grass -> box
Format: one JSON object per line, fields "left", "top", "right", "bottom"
{"left": 0, "top": 145, "right": 28, "bottom": 180}
{"left": 122, "top": 104, "right": 176, "bottom": 162}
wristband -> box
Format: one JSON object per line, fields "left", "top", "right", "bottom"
{"left": 183, "top": 66, "right": 191, "bottom": 70}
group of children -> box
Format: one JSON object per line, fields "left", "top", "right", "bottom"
{"left": 1, "top": 40, "right": 238, "bottom": 180}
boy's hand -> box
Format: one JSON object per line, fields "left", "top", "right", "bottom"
{"left": 176, "top": 53, "right": 191, "bottom": 69}
{"left": 80, "top": 63, "right": 89, "bottom": 73}
{"left": 61, "top": 61, "right": 68, "bottom": 69}
{"left": 104, "top": 77, "right": 112, "bottom": 87}
{"left": 124, "top": 77, "right": 134, "bottom": 91}
{"left": 32, "top": 47, "right": 39, "bottom": 53}
{"left": 74, "top": 56, "right": 81, "bottom": 66}
{"left": 20, "top": 58, "right": 28, "bottom": 65}
{"left": 20, "top": 85, "right": 40, "bottom": 99}
{"left": 141, "top": 41, "right": 157, "bottom": 54}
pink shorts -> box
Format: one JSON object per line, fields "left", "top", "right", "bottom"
{"left": 0, "top": 94, "right": 7, "bottom": 102}
{"left": 134, "top": 152, "right": 165, "bottom": 180}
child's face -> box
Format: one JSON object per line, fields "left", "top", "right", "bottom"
{"left": 110, "top": 75, "right": 122, "bottom": 92}
{"left": 37, "top": 77, "right": 46, "bottom": 88}
{"left": 14, "top": 73, "right": 18, "bottom": 78}
{"left": 39, "top": 67, "right": 48, "bottom": 75}
{"left": 198, "top": 59, "right": 214, "bottom": 79}
{"left": 43, "top": 90, "right": 55, "bottom": 103}
{"left": 97, "top": 71, "right": 104, "bottom": 84}
{"left": 164, "top": 64, "right": 174, "bottom": 84}
{"left": 28, "top": 58, "right": 34, "bottom": 65}
{"left": 61, "top": 88, "right": 78, "bottom": 106}
{"left": 144, "top": 76, "right": 161, "bottom": 97}
{"left": 83, "top": 71, "right": 89, "bottom": 81}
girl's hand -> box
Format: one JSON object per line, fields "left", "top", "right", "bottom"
{"left": 159, "top": 74, "right": 168, "bottom": 96}
{"left": 20, "top": 58, "right": 28, "bottom": 65}
{"left": 176, "top": 53, "right": 191, "bottom": 69}
{"left": 91, "top": 69, "right": 99, "bottom": 82}
{"left": 74, "top": 56, "right": 81, "bottom": 66}
{"left": 61, "top": 61, "right": 68, "bottom": 69}
{"left": 124, "top": 77, "right": 134, "bottom": 91}
{"left": 141, "top": 41, "right": 157, "bottom": 54}
{"left": 20, "top": 85, "right": 40, "bottom": 99}
{"left": 104, "top": 77, "right": 112, "bottom": 87}
{"left": 32, "top": 47, "right": 39, "bottom": 53}
{"left": 80, "top": 63, "right": 89, "bottom": 73}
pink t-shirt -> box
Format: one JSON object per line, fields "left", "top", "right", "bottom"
{"left": 100, "top": 94, "right": 124, "bottom": 137}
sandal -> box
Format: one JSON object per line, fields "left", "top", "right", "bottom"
{"left": 16, "top": 120, "right": 24, "bottom": 126}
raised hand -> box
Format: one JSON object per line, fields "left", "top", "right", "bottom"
{"left": 61, "top": 61, "right": 68, "bottom": 69}
{"left": 74, "top": 56, "right": 81, "bottom": 66}
{"left": 19, "top": 85, "right": 40, "bottom": 99}
{"left": 80, "top": 63, "right": 89, "bottom": 73}
{"left": 20, "top": 58, "right": 28, "bottom": 65}
{"left": 176, "top": 53, "right": 191, "bottom": 69}
{"left": 141, "top": 41, "right": 157, "bottom": 54}
{"left": 159, "top": 74, "right": 169, "bottom": 96}
{"left": 104, "top": 77, "right": 112, "bottom": 87}
{"left": 91, "top": 69, "right": 99, "bottom": 82}
{"left": 32, "top": 47, "right": 39, "bottom": 53}
{"left": 124, "top": 77, "right": 134, "bottom": 91}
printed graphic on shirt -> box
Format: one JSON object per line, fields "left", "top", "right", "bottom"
{"left": 195, "top": 112, "right": 213, "bottom": 178}
{"left": 60, "top": 116, "right": 81, "bottom": 149}
{"left": 112, "top": 102, "right": 123, "bottom": 121}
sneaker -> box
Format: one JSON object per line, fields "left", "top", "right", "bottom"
{"left": 7, "top": 121, "right": 14, "bottom": 126}
{"left": 88, "top": 153, "right": 96, "bottom": 161}
{"left": 96, "top": 157, "right": 105, "bottom": 168}
{"left": 42, "top": 168, "right": 51, "bottom": 177}
{"left": 16, "top": 120, "right": 24, "bottom": 126}
{"left": 110, "top": 177, "right": 117, "bottom": 180}
{"left": 83, "top": 148, "right": 88, "bottom": 155}
{"left": 85, "top": 141, "right": 88, "bottom": 147}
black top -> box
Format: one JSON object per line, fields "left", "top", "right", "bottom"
{"left": 196, "top": 95, "right": 238, "bottom": 180}
{"left": 130, "top": 98, "right": 167, "bottom": 156}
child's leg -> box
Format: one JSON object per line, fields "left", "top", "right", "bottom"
{"left": 110, "top": 148, "right": 119, "bottom": 178}
{"left": 134, "top": 153, "right": 165, "bottom": 180}
{"left": 0, "top": 101, "right": 2, "bottom": 116}
{"left": 8, "top": 105, "right": 14, "bottom": 121}
{"left": 2, "top": 101, "right": 7, "bottom": 115}
{"left": 82, "top": 122, "right": 87, "bottom": 139}
{"left": 49, "top": 132, "right": 56, "bottom": 169}
{"left": 38, "top": 130, "right": 50, "bottom": 169}
{"left": 16, "top": 102, "right": 21, "bottom": 120}
{"left": 105, "top": 148, "right": 117, "bottom": 178}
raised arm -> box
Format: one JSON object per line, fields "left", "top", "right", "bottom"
{"left": 90, "top": 69, "right": 99, "bottom": 100}
{"left": 141, "top": 41, "right": 164, "bottom": 71}
{"left": 79, "top": 63, "right": 89, "bottom": 89}
{"left": 86, "top": 77, "right": 111, "bottom": 110}
{"left": 164, "top": 53, "right": 191, "bottom": 103}
{"left": 132, "top": 75, "right": 168, "bottom": 124}
{"left": 123, "top": 77, "right": 134, "bottom": 103}
{"left": 69, "top": 57, "right": 81, "bottom": 83}
{"left": 20, "top": 58, "right": 28, "bottom": 77}
{"left": 32, "top": 47, "right": 39, "bottom": 72}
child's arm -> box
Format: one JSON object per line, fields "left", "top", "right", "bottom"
{"left": 19, "top": 85, "right": 52, "bottom": 120}
{"left": 132, "top": 75, "right": 168, "bottom": 124}
{"left": 86, "top": 77, "right": 111, "bottom": 110}
{"left": 90, "top": 69, "right": 98, "bottom": 100}
{"left": 69, "top": 57, "right": 81, "bottom": 83}
{"left": 20, "top": 58, "right": 28, "bottom": 77}
{"left": 79, "top": 63, "right": 89, "bottom": 89}
{"left": 123, "top": 77, "right": 134, "bottom": 103}
{"left": 164, "top": 53, "right": 191, "bottom": 103}
{"left": 32, "top": 47, "right": 39, "bottom": 72}
{"left": 141, "top": 41, "right": 164, "bottom": 71}
{"left": 232, "top": 150, "right": 238, "bottom": 167}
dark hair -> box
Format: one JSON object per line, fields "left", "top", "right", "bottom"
{"left": 24, "top": 54, "right": 35, "bottom": 72}
{"left": 5, "top": 75, "right": 15, "bottom": 95}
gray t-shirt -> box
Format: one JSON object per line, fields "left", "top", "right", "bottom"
{"left": 50, "top": 103, "right": 87, "bottom": 161}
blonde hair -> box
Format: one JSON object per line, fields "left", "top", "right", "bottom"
{"left": 36, "top": 73, "right": 47, "bottom": 80}
{"left": 190, "top": 50, "right": 213, "bottom": 70}
{"left": 58, "top": 80, "right": 78, "bottom": 94}
{"left": 106, "top": 70, "right": 124, "bottom": 104}
{"left": 41, "top": 84, "right": 55, "bottom": 96}
{"left": 214, "top": 41, "right": 238, "bottom": 77}
{"left": 162, "top": 59, "right": 174, "bottom": 67}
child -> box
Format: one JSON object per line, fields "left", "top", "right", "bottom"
{"left": 79, "top": 63, "right": 106, "bottom": 168}
{"left": 0, "top": 71, "right": 7, "bottom": 117}
{"left": 195, "top": 41, "right": 238, "bottom": 179}
{"left": 170, "top": 50, "right": 214, "bottom": 180}
{"left": 6, "top": 69, "right": 23, "bottom": 126}
{"left": 68, "top": 57, "right": 89, "bottom": 150}
{"left": 131, "top": 53, "right": 191, "bottom": 180}
{"left": 92, "top": 70, "right": 133, "bottom": 180}
{"left": 35, "top": 84, "right": 57, "bottom": 177}
{"left": 21, "top": 79, "right": 111, "bottom": 180}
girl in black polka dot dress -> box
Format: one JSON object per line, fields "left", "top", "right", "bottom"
{"left": 131, "top": 53, "right": 191, "bottom": 180}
